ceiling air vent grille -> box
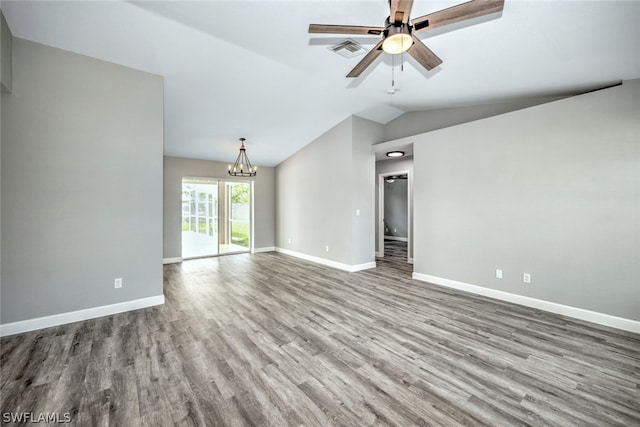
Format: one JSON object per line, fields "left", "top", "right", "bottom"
{"left": 329, "top": 39, "right": 366, "bottom": 58}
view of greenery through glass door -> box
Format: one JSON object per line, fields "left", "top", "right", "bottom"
{"left": 181, "top": 178, "right": 251, "bottom": 259}
{"left": 228, "top": 182, "right": 250, "bottom": 248}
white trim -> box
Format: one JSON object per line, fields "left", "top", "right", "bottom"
{"left": 275, "top": 248, "right": 376, "bottom": 272}
{"left": 163, "top": 257, "right": 182, "bottom": 264}
{"left": 0, "top": 295, "right": 165, "bottom": 337}
{"left": 384, "top": 236, "right": 408, "bottom": 242}
{"left": 253, "top": 246, "right": 276, "bottom": 253}
{"left": 412, "top": 273, "right": 640, "bottom": 333}
{"left": 350, "top": 262, "right": 377, "bottom": 272}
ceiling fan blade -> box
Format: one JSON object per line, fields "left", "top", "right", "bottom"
{"left": 309, "top": 24, "right": 384, "bottom": 36}
{"left": 390, "top": 0, "right": 414, "bottom": 24}
{"left": 347, "top": 40, "right": 384, "bottom": 78}
{"left": 407, "top": 35, "right": 442, "bottom": 71}
{"left": 412, "top": 0, "right": 504, "bottom": 32}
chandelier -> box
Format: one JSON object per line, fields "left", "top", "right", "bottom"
{"left": 228, "top": 138, "right": 257, "bottom": 177}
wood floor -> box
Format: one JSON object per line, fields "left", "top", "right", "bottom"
{"left": 2, "top": 253, "right": 639, "bottom": 426}
{"left": 382, "top": 239, "right": 408, "bottom": 263}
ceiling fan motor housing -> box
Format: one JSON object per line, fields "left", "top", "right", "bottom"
{"left": 384, "top": 16, "right": 412, "bottom": 35}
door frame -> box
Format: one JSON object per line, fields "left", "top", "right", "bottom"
{"left": 378, "top": 169, "right": 411, "bottom": 262}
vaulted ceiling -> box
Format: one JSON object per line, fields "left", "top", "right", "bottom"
{"left": 2, "top": 1, "right": 639, "bottom": 166}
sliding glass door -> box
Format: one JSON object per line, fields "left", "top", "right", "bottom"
{"left": 181, "top": 178, "right": 251, "bottom": 259}
{"left": 220, "top": 182, "right": 251, "bottom": 254}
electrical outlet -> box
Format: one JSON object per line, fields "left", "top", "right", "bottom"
{"left": 325, "top": 245, "right": 329, "bottom": 252}
{"left": 523, "top": 273, "right": 531, "bottom": 284}
{"left": 394, "top": 228, "right": 397, "bottom": 233}
{"left": 114, "top": 278, "right": 123, "bottom": 289}
{"left": 356, "top": 209, "right": 360, "bottom": 216}
{"left": 496, "top": 269, "right": 503, "bottom": 279}
{"left": 288, "top": 237, "right": 291, "bottom": 244}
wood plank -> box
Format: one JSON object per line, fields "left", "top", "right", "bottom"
{"left": 1, "top": 253, "right": 638, "bottom": 425}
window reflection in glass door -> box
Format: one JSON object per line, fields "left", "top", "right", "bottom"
{"left": 181, "top": 179, "right": 218, "bottom": 258}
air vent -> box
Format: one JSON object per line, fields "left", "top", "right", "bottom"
{"left": 329, "top": 39, "right": 367, "bottom": 58}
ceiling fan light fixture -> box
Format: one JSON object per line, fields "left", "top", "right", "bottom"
{"left": 386, "top": 150, "right": 405, "bottom": 158}
{"left": 382, "top": 24, "right": 412, "bottom": 54}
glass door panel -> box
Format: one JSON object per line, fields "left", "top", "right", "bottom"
{"left": 220, "top": 182, "right": 251, "bottom": 254}
{"left": 181, "top": 179, "right": 218, "bottom": 258}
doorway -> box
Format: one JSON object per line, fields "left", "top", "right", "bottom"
{"left": 378, "top": 170, "right": 411, "bottom": 264}
{"left": 181, "top": 178, "right": 252, "bottom": 259}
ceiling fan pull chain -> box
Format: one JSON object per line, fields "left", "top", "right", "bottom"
{"left": 401, "top": 35, "right": 405, "bottom": 72}
{"left": 391, "top": 53, "right": 395, "bottom": 87}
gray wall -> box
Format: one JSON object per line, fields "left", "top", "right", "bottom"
{"left": 352, "top": 116, "right": 383, "bottom": 264}
{"left": 1, "top": 39, "right": 164, "bottom": 323}
{"left": 276, "top": 117, "right": 353, "bottom": 263}
{"left": 277, "top": 97, "right": 564, "bottom": 267}
{"left": 163, "top": 156, "right": 275, "bottom": 258}
{"left": 0, "top": 12, "right": 6, "bottom": 304}
{"left": 413, "top": 80, "right": 640, "bottom": 320}
{"left": 276, "top": 116, "right": 381, "bottom": 266}
{"left": 375, "top": 156, "right": 414, "bottom": 256}
{"left": 1, "top": 11, "right": 12, "bottom": 93}
{"left": 383, "top": 96, "right": 566, "bottom": 142}
{"left": 383, "top": 179, "right": 408, "bottom": 238}
{"left": 374, "top": 98, "right": 559, "bottom": 257}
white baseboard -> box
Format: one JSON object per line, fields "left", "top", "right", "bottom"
{"left": 408, "top": 257, "right": 414, "bottom": 264}
{"left": 253, "top": 246, "right": 276, "bottom": 253}
{"left": 275, "top": 248, "right": 376, "bottom": 272}
{"left": 0, "top": 295, "right": 165, "bottom": 337}
{"left": 375, "top": 251, "right": 382, "bottom": 257}
{"left": 384, "top": 236, "right": 408, "bottom": 242}
{"left": 349, "top": 262, "right": 377, "bottom": 272}
{"left": 412, "top": 273, "right": 640, "bottom": 334}
{"left": 162, "top": 257, "right": 182, "bottom": 264}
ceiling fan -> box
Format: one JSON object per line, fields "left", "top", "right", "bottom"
{"left": 309, "top": 0, "right": 505, "bottom": 77}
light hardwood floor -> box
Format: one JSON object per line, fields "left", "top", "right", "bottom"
{"left": 1, "top": 253, "right": 639, "bottom": 426}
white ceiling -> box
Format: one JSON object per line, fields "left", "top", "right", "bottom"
{"left": 2, "top": 1, "right": 639, "bottom": 166}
